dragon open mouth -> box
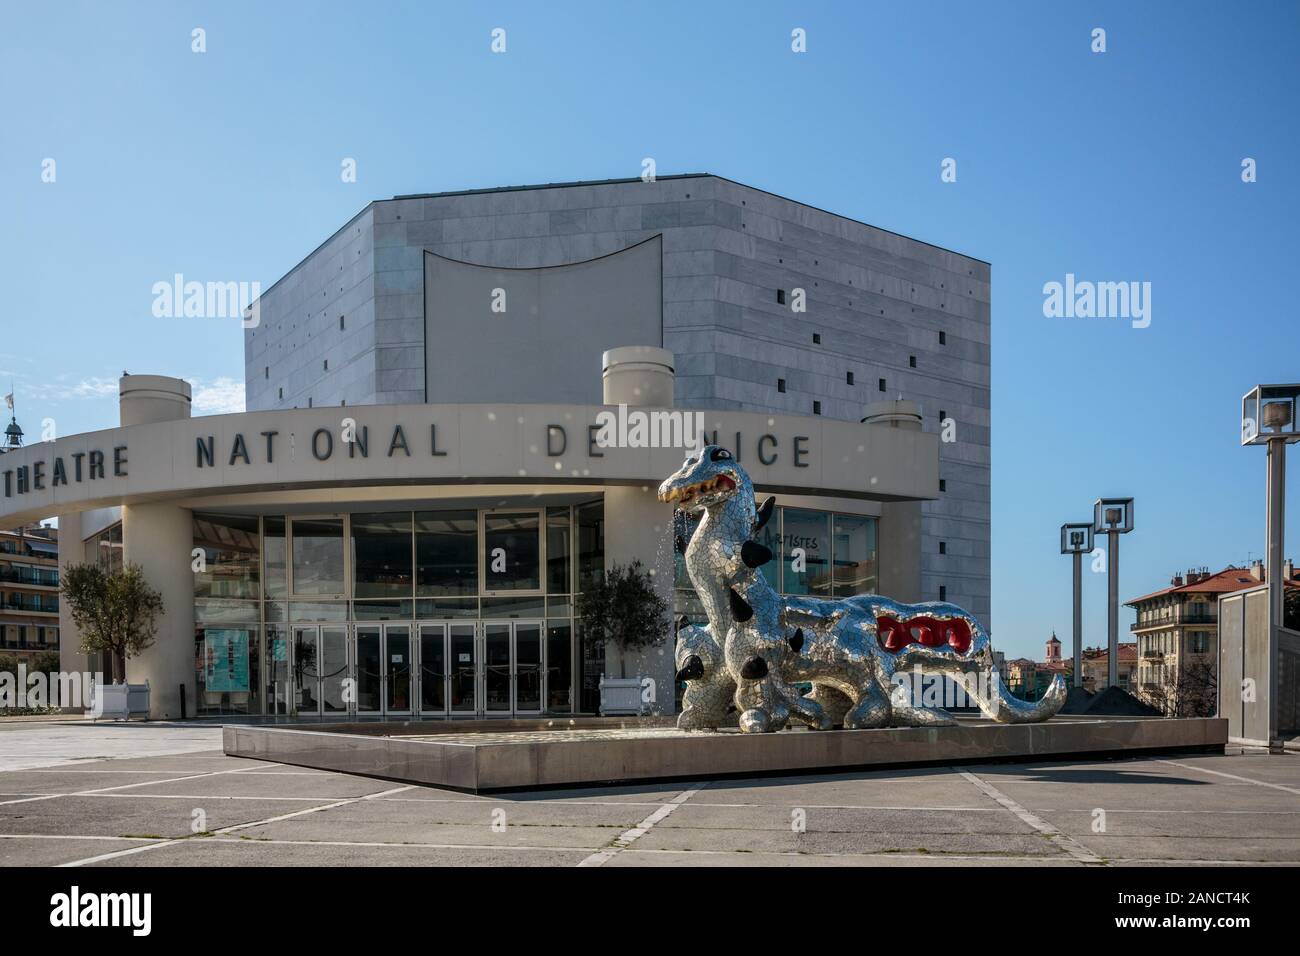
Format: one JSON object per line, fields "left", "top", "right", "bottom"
{"left": 661, "top": 472, "right": 736, "bottom": 504}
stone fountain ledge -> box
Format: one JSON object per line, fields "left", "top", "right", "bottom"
{"left": 223, "top": 716, "right": 1227, "bottom": 793}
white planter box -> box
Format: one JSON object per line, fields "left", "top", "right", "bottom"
{"left": 599, "top": 676, "right": 647, "bottom": 716}
{"left": 92, "top": 681, "right": 151, "bottom": 721}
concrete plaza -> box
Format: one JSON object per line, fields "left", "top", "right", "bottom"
{"left": 0, "top": 720, "right": 1297, "bottom": 867}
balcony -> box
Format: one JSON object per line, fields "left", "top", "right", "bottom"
{"left": 1, "top": 598, "right": 59, "bottom": 614}
{"left": 0, "top": 568, "right": 59, "bottom": 588}
{"left": 1132, "top": 610, "right": 1217, "bottom": 631}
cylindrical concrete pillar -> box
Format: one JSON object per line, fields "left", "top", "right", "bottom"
{"left": 119, "top": 375, "right": 191, "bottom": 427}
{"left": 864, "top": 400, "right": 924, "bottom": 603}
{"left": 56, "top": 511, "right": 87, "bottom": 705}
{"left": 599, "top": 346, "right": 677, "bottom": 712}
{"left": 602, "top": 346, "right": 674, "bottom": 407}
{"left": 602, "top": 485, "right": 677, "bottom": 714}
{"left": 117, "top": 374, "right": 195, "bottom": 717}
{"left": 123, "top": 501, "right": 194, "bottom": 719}
{"left": 860, "top": 399, "right": 923, "bottom": 431}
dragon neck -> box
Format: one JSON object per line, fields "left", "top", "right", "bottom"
{"left": 685, "top": 485, "right": 775, "bottom": 637}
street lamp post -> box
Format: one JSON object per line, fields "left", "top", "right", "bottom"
{"left": 1093, "top": 498, "right": 1134, "bottom": 689}
{"left": 1241, "top": 385, "right": 1300, "bottom": 744}
{"left": 1060, "top": 522, "right": 1094, "bottom": 689}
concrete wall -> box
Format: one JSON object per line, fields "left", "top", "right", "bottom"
{"left": 246, "top": 175, "right": 990, "bottom": 623}
{"left": 1219, "top": 584, "right": 1300, "bottom": 746}
{"left": 244, "top": 206, "right": 377, "bottom": 411}
{"left": 424, "top": 237, "right": 662, "bottom": 406}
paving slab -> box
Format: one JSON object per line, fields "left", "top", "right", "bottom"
{"left": 630, "top": 823, "right": 1064, "bottom": 857}
{"left": 0, "top": 723, "right": 223, "bottom": 770}
{"left": 119, "top": 772, "right": 398, "bottom": 800}
{"left": 607, "top": 849, "right": 1087, "bottom": 867}
{"left": 670, "top": 803, "right": 1038, "bottom": 838}
{"left": 77, "top": 837, "right": 594, "bottom": 867}
{"left": 0, "top": 794, "right": 346, "bottom": 839}
{"left": 1071, "top": 833, "right": 1300, "bottom": 863}
{"left": 0, "top": 835, "right": 160, "bottom": 867}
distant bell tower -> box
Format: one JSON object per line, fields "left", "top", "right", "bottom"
{"left": 1, "top": 389, "right": 21, "bottom": 453}
{"left": 1045, "top": 632, "right": 1062, "bottom": 663}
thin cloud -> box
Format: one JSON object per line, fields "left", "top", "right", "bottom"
{"left": 188, "top": 377, "right": 245, "bottom": 415}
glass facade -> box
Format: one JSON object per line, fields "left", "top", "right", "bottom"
{"left": 482, "top": 512, "right": 540, "bottom": 592}
{"left": 191, "top": 502, "right": 600, "bottom": 718}
{"left": 415, "top": 510, "right": 476, "bottom": 595}
{"left": 290, "top": 518, "right": 345, "bottom": 595}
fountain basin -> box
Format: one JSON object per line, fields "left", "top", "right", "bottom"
{"left": 223, "top": 715, "right": 1227, "bottom": 793}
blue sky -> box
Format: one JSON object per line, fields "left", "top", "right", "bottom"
{"left": 2, "top": 1, "right": 1297, "bottom": 659}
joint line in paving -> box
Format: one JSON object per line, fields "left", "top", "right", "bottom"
{"left": 576, "top": 781, "right": 709, "bottom": 867}
{"left": 1158, "top": 759, "right": 1300, "bottom": 796}
{"left": 56, "top": 784, "right": 413, "bottom": 867}
{"left": 958, "top": 770, "right": 1105, "bottom": 865}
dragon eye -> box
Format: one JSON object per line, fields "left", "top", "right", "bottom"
{"left": 710, "top": 448, "right": 732, "bottom": 461}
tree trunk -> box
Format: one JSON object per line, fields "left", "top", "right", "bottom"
{"left": 112, "top": 648, "right": 126, "bottom": 685}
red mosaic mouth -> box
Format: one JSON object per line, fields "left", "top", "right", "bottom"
{"left": 663, "top": 471, "right": 737, "bottom": 504}
{"left": 877, "top": 615, "right": 972, "bottom": 655}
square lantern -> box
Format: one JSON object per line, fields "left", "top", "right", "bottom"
{"left": 1241, "top": 384, "right": 1300, "bottom": 446}
{"left": 1093, "top": 497, "right": 1134, "bottom": 535}
{"left": 1060, "top": 522, "right": 1094, "bottom": 555}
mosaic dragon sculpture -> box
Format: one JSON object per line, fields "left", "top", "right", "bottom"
{"left": 658, "top": 445, "right": 1066, "bottom": 733}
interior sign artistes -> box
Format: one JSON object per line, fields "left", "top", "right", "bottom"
{"left": 660, "top": 446, "right": 1067, "bottom": 733}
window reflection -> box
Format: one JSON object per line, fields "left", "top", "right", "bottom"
{"left": 483, "top": 513, "right": 540, "bottom": 592}
{"left": 415, "top": 510, "right": 477, "bottom": 595}
{"left": 193, "top": 513, "right": 260, "bottom": 599}
{"left": 576, "top": 500, "right": 603, "bottom": 591}
{"left": 832, "top": 514, "right": 877, "bottom": 596}
{"left": 290, "top": 519, "right": 345, "bottom": 595}
{"left": 546, "top": 506, "right": 571, "bottom": 594}
{"left": 782, "top": 509, "right": 831, "bottom": 597}
{"left": 264, "top": 517, "right": 287, "bottom": 599}
{"left": 351, "top": 512, "right": 413, "bottom": 598}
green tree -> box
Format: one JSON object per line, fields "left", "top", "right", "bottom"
{"left": 576, "top": 560, "right": 670, "bottom": 678}
{"left": 60, "top": 563, "right": 163, "bottom": 683}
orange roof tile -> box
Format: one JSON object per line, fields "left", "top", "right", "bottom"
{"left": 1126, "top": 566, "right": 1299, "bottom": 607}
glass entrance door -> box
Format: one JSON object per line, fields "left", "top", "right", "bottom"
{"left": 418, "top": 623, "right": 448, "bottom": 715}
{"left": 291, "top": 625, "right": 349, "bottom": 717}
{"left": 449, "top": 623, "right": 477, "bottom": 714}
{"left": 319, "top": 626, "right": 348, "bottom": 714}
{"left": 480, "top": 620, "right": 544, "bottom": 716}
{"left": 354, "top": 625, "right": 383, "bottom": 715}
{"left": 483, "top": 623, "right": 512, "bottom": 713}
{"left": 514, "top": 622, "right": 543, "bottom": 714}
{"left": 385, "top": 624, "right": 412, "bottom": 715}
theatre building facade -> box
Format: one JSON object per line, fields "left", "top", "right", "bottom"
{"left": 0, "top": 175, "right": 987, "bottom": 720}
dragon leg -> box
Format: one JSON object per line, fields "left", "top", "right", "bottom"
{"left": 809, "top": 684, "right": 853, "bottom": 727}
{"left": 775, "top": 677, "right": 831, "bottom": 730}
{"left": 843, "top": 679, "right": 892, "bottom": 729}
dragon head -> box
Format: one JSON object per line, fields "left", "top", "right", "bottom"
{"left": 657, "top": 445, "right": 748, "bottom": 513}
